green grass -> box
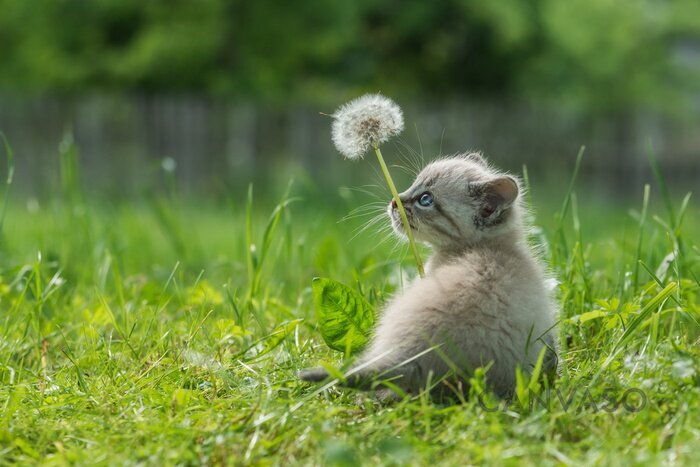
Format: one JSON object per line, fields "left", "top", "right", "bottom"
{"left": 0, "top": 160, "right": 699, "bottom": 465}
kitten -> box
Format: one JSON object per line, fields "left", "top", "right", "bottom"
{"left": 301, "top": 153, "right": 559, "bottom": 398}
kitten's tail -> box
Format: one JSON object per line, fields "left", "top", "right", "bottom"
{"left": 298, "top": 366, "right": 381, "bottom": 389}
{"left": 298, "top": 367, "right": 330, "bottom": 382}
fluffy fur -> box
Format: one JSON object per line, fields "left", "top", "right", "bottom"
{"left": 301, "top": 153, "right": 559, "bottom": 397}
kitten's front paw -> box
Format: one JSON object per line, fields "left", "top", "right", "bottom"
{"left": 298, "top": 367, "right": 330, "bottom": 382}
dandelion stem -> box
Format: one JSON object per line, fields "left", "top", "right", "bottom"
{"left": 373, "top": 145, "right": 425, "bottom": 278}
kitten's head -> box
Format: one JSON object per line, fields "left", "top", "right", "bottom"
{"left": 388, "top": 153, "right": 522, "bottom": 251}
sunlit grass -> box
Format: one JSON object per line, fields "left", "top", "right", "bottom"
{"left": 0, "top": 151, "right": 699, "bottom": 464}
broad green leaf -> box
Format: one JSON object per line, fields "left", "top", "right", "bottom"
{"left": 312, "top": 277, "right": 376, "bottom": 354}
{"left": 578, "top": 309, "right": 607, "bottom": 323}
{"left": 603, "top": 314, "right": 621, "bottom": 331}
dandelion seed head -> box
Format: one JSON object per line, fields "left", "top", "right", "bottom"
{"left": 331, "top": 94, "right": 404, "bottom": 160}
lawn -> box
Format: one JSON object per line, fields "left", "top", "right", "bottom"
{"left": 0, "top": 154, "right": 699, "bottom": 465}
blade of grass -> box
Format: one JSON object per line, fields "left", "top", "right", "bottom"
{"left": 638, "top": 260, "right": 683, "bottom": 308}
{"left": 632, "top": 184, "right": 651, "bottom": 293}
{"left": 553, "top": 146, "right": 585, "bottom": 266}
{"left": 646, "top": 139, "right": 687, "bottom": 258}
{"left": 245, "top": 184, "right": 255, "bottom": 301}
{"left": 253, "top": 181, "right": 297, "bottom": 296}
{"left": 570, "top": 192, "right": 591, "bottom": 301}
{"left": 646, "top": 140, "right": 675, "bottom": 230}
{"left": 556, "top": 146, "right": 586, "bottom": 232}
{"left": 674, "top": 192, "right": 692, "bottom": 240}
{"left": 58, "top": 131, "right": 82, "bottom": 204}
{"left": 0, "top": 132, "right": 15, "bottom": 242}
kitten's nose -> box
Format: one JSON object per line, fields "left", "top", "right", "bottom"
{"left": 391, "top": 198, "right": 397, "bottom": 209}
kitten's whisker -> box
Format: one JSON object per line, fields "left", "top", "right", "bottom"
{"left": 341, "top": 213, "right": 382, "bottom": 223}
{"left": 347, "top": 201, "right": 387, "bottom": 209}
{"left": 344, "top": 185, "right": 386, "bottom": 199}
{"left": 360, "top": 220, "right": 402, "bottom": 256}
{"left": 357, "top": 213, "right": 388, "bottom": 231}
{"left": 394, "top": 139, "right": 424, "bottom": 176}
{"left": 405, "top": 142, "right": 425, "bottom": 172}
{"left": 372, "top": 224, "right": 394, "bottom": 238}
{"left": 370, "top": 230, "right": 394, "bottom": 246}
{"left": 438, "top": 127, "right": 446, "bottom": 156}
{"left": 413, "top": 123, "right": 426, "bottom": 167}
{"left": 342, "top": 203, "right": 386, "bottom": 216}
{"left": 387, "top": 236, "right": 409, "bottom": 259}
{"left": 354, "top": 212, "right": 386, "bottom": 230}
{"left": 373, "top": 230, "right": 399, "bottom": 251}
{"left": 390, "top": 163, "right": 417, "bottom": 177}
{"left": 366, "top": 163, "right": 393, "bottom": 199}
{"left": 341, "top": 212, "right": 383, "bottom": 223}
{"left": 348, "top": 213, "right": 389, "bottom": 242}
{"left": 394, "top": 147, "right": 420, "bottom": 177}
{"left": 341, "top": 205, "right": 386, "bottom": 223}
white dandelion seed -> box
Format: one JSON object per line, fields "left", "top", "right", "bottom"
{"left": 331, "top": 94, "right": 405, "bottom": 159}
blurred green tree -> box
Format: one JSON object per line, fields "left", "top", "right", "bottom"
{"left": 0, "top": 0, "right": 698, "bottom": 114}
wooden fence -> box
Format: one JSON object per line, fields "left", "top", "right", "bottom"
{"left": 0, "top": 95, "right": 698, "bottom": 197}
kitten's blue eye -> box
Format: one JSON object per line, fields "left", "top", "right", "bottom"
{"left": 418, "top": 193, "right": 434, "bottom": 207}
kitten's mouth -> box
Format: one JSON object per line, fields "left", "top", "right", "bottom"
{"left": 388, "top": 205, "right": 416, "bottom": 232}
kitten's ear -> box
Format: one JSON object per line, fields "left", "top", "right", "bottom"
{"left": 479, "top": 176, "right": 519, "bottom": 218}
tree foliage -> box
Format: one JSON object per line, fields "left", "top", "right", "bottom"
{"left": 0, "top": 0, "right": 698, "bottom": 112}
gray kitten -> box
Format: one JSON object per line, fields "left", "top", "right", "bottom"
{"left": 301, "top": 153, "right": 559, "bottom": 398}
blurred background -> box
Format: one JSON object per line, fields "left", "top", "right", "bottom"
{"left": 1, "top": 0, "right": 699, "bottom": 200}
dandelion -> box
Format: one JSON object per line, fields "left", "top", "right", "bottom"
{"left": 331, "top": 94, "right": 404, "bottom": 160}
{"left": 330, "top": 94, "right": 424, "bottom": 277}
